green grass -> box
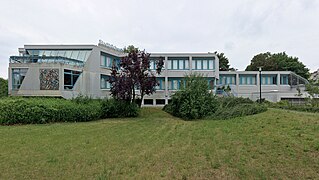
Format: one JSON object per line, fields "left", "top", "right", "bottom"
{"left": 0, "top": 108, "right": 318, "bottom": 179}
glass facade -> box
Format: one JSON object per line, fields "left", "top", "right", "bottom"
{"left": 64, "top": 69, "right": 81, "bottom": 90}
{"left": 12, "top": 68, "right": 28, "bottom": 90}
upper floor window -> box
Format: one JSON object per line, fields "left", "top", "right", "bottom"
{"left": 167, "top": 57, "right": 189, "bottom": 70}
{"left": 261, "top": 75, "right": 277, "bottom": 85}
{"left": 100, "top": 53, "right": 120, "bottom": 68}
{"left": 239, "top": 75, "right": 256, "bottom": 85}
{"left": 280, "top": 75, "right": 289, "bottom": 85}
{"left": 64, "top": 69, "right": 81, "bottom": 90}
{"left": 12, "top": 68, "right": 28, "bottom": 90}
{"left": 192, "top": 57, "right": 215, "bottom": 70}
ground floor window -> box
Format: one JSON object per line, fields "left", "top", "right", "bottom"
{"left": 156, "top": 99, "right": 165, "bottom": 105}
{"left": 12, "top": 68, "right": 28, "bottom": 90}
{"left": 144, "top": 99, "right": 153, "bottom": 105}
{"left": 64, "top": 69, "right": 81, "bottom": 90}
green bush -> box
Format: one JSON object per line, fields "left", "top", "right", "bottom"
{"left": 101, "top": 99, "right": 139, "bottom": 118}
{"left": 0, "top": 98, "right": 102, "bottom": 125}
{"left": 163, "top": 73, "right": 218, "bottom": 120}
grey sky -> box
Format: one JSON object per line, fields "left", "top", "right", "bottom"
{"left": 1, "top": 0, "right": 319, "bottom": 78}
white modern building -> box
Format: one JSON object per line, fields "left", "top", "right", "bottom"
{"left": 8, "top": 41, "right": 309, "bottom": 105}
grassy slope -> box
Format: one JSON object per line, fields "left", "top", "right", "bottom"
{"left": 0, "top": 108, "right": 318, "bottom": 179}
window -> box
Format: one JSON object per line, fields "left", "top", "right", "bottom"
{"left": 262, "top": 75, "right": 277, "bottom": 85}
{"left": 156, "top": 99, "right": 165, "bottom": 105}
{"left": 64, "top": 69, "right": 81, "bottom": 89}
{"left": 100, "top": 56, "right": 105, "bottom": 66}
{"left": 144, "top": 99, "right": 153, "bottom": 105}
{"left": 192, "top": 57, "right": 215, "bottom": 70}
{"left": 281, "top": 75, "right": 289, "bottom": 85}
{"left": 203, "top": 60, "right": 208, "bottom": 69}
{"left": 100, "top": 74, "right": 111, "bottom": 89}
{"left": 12, "top": 68, "right": 28, "bottom": 90}
{"left": 219, "top": 75, "right": 236, "bottom": 85}
{"left": 156, "top": 78, "right": 165, "bottom": 90}
{"left": 240, "top": 75, "right": 256, "bottom": 85}
{"left": 167, "top": 57, "right": 189, "bottom": 70}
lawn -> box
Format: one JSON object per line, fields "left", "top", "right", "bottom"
{"left": 0, "top": 108, "right": 318, "bottom": 179}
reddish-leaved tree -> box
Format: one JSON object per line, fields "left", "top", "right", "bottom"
{"left": 109, "top": 49, "right": 164, "bottom": 106}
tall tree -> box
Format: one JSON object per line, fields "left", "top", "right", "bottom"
{"left": 215, "top": 51, "right": 234, "bottom": 71}
{"left": 245, "top": 52, "right": 310, "bottom": 79}
{"left": 0, "top": 78, "right": 8, "bottom": 98}
{"left": 109, "top": 48, "right": 164, "bottom": 106}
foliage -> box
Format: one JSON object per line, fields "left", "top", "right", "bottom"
{"left": 215, "top": 51, "right": 235, "bottom": 71}
{"left": 211, "top": 97, "right": 267, "bottom": 120}
{"left": 163, "top": 73, "right": 218, "bottom": 120}
{"left": 0, "top": 78, "right": 8, "bottom": 98}
{"left": 123, "top": 45, "right": 139, "bottom": 53}
{"left": 109, "top": 48, "right": 164, "bottom": 106}
{"left": 269, "top": 100, "right": 319, "bottom": 113}
{"left": 306, "top": 83, "right": 319, "bottom": 98}
{"left": 101, "top": 99, "right": 139, "bottom": 118}
{"left": 245, "top": 52, "right": 310, "bottom": 79}
{"left": 0, "top": 98, "right": 102, "bottom": 125}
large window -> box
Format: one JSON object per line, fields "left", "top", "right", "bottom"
{"left": 100, "top": 53, "right": 120, "bottom": 68}
{"left": 167, "top": 57, "right": 189, "bottom": 70}
{"left": 219, "top": 75, "right": 236, "bottom": 85}
{"left": 239, "top": 75, "right": 257, "bottom": 85}
{"left": 64, "top": 69, "right": 81, "bottom": 89}
{"left": 261, "top": 75, "right": 277, "bottom": 85}
{"left": 192, "top": 57, "right": 215, "bottom": 70}
{"left": 100, "top": 74, "right": 111, "bottom": 89}
{"left": 280, "top": 74, "right": 289, "bottom": 85}
{"left": 12, "top": 68, "right": 28, "bottom": 90}
{"left": 168, "top": 78, "right": 185, "bottom": 90}
{"left": 156, "top": 78, "right": 165, "bottom": 90}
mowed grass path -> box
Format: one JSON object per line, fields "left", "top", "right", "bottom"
{"left": 0, "top": 108, "right": 318, "bottom": 179}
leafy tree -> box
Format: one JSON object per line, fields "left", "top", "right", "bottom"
{"left": 0, "top": 78, "right": 8, "bottom": 98}
{"left": 215, "top": 51, "right": 235, "bottom": 71}
{"left": 123, "top": 45, "right": 139, "bottom": 53}
{"left": 245, "top": 52, "right": 310, "bottom": 79}
{"left": 109, "top": 48, "right": 164, "bottom": 107}
{"left": 305, "top": 83, "right": 319, "bottom": 107}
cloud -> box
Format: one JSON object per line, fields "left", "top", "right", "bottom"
{"left": 0, "top": 0, "right": 318, "bottom": 79}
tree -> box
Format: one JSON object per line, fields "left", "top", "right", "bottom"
{"left": 215, "top": 51, "right": 235, "bottom": 71}
{"left": 245, "top": 52, "right": 310, "bottom": 79}
{"left": 109, "top": 48, "right": 164, "bottom": 107}
{"left": 123, "top": 45, "right": 139, "bottom": 53}
{"left": 0, "top": 78, "right": 8, "bottom": 98}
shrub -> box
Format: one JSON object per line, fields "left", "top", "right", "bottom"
{"left": 212, "top": 103, "right": 268, "bottom": 120}
{"left": 0, "top": 98, "right": 102, "bottom": 125}
{"left": 163, "top": 73, "right": 218, "bottom": 120}
{"left": 101, "top": 99, "right": 139, "bottom": 118}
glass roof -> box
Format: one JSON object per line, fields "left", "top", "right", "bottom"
{"left": 26, "top": 49, "right": 92, "bottom": 62}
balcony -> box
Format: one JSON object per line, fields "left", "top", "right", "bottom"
{"left": 9, "top": 56, "right": 84, "bottom": 67}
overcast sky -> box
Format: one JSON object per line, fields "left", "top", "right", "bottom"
{"left": 1, "top": 0, "right": 319, "bottom": 78}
